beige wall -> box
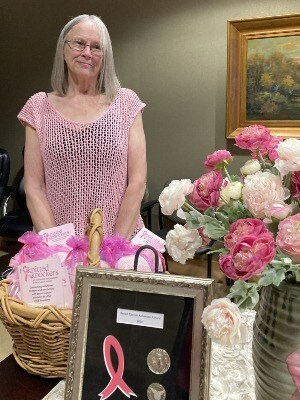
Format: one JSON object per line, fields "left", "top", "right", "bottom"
{"left": 1, "top": 0, "right": 299, "bottom": 197}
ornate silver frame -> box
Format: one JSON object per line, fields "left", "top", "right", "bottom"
{"left": 65, "top": 267, "right": 214, "bottom": 399}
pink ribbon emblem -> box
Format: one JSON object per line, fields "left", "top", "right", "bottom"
{"left": 98, "top": 335, "right": 136, "bottom": 399}
{"left": 22, "top": 266, "right": 32, "bottom": 282}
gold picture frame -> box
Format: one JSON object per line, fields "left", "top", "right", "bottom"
{"left": 226, "top": 13, "right": 300, "bottom": 139}
{"left": 65, "top": 267, "right": 214, "bottom": 399}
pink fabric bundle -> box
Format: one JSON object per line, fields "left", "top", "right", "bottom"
{"left": 8, "top": 231, "right": 65, "bottom": 298}
{"left": 9, "top": 231, "right": 61, "bottom": 267}
{"left": 63, "top": 236, "right": 89, "bottom": 291}
{"left": 100, "top": 235, "right": 165, "bottom": 272}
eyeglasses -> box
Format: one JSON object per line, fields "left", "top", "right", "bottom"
{"left": 65, "top": 40, "right": 103, "bottom": 56}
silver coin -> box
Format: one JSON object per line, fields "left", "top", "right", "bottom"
{"left": 147, "top": 348, "right": 171, "bottom": 374}
{"left": 147, "top": 383, "right": 166, "bottom": 400}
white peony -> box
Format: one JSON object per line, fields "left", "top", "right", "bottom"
{"left": 201, "top": 298, "right": 249, "bottom": 347}
{"left": 242, "top": 171, "right": 289, "bottom": 219}
{"left": 240, "top": 159, "right": 261, "bottom": 176}
{"left": 165, "top": 224, "right": 202, "bottom": 264}
{"left": 275, "top": 138, "right": 300, "bottom": 176}
{"left": 158, "top": 179, "right": 194, "bottom": 215}
{"left": 220, "top": 181, "right": 243, "bottom": 203}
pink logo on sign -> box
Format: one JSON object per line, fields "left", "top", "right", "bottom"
{"left": 98, "top": 335, "right": 136, "bottom": 399}
{"left": 22, "top": 266, "right": 32, "bottom": 282}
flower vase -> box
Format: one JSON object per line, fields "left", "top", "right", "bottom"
{"left": 252, "top": 282, "right": 300, "bottom": 400}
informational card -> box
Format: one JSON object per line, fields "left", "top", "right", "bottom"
{"left": 116, "top": 308, "right": 164, "bottom": 329}
{"left": 131, "top": 227, "right": 165, "bottom": 253}
{"left": 18, "top": 257, "right": 72, "bottom": 307}
{"left": 39, "top": 223, "right": 75, "bottom": 246}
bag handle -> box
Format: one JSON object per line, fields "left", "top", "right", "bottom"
{"left": 133, "top": 245, "right": 161, "bottom": 273}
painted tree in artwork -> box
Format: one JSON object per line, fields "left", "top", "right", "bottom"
{"left": 246, "top": 49, "right": 300, "bottom": 120}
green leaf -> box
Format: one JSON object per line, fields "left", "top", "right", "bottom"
{"left": 219, "top": 200, "right": 252, "bottom": 223}
{"left": 227, "top": 280, "right": 260, "bottom": 310}
{"left": 229, "top": 175, "right": 241, "bottom": 182}
{"left": 185, "top": 210, "right": 201, "bottom": 229}
{"left": 203, "top": 207, "right": 216, "bottom": 218}
{"left": 258, "top": 267, "right": 285, "bottom": 287}
{"left": 198, "top": 215, "right": 228, "bottom": 239}
{"left": 207, "top": 248, "right": 227, "bottom": 256}
{"left": 214, "top": 211, "right": 231, "bottom": 230}
{"left": 268, "top": 166, "right": 280, "bottom": 176}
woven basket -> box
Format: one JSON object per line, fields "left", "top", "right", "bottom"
{"left": 0, "top": 210, "right": 103, "bottom": 378}
{"left": 0, "top": 279, "right": 72, "bottom": 378}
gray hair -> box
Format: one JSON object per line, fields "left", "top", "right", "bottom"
{"left": 51, "top": 15, "right": 120, "bottom": 102}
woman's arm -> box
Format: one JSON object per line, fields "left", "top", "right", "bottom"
{"left": 113, "top": 111, "right": 147, "bottom": 239}
{"left": 24, "top": 125, "right": 56, "bottom": 232}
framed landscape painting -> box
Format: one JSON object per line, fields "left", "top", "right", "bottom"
{"left": 226, "top": 13, "right": 300, "bottom": 139}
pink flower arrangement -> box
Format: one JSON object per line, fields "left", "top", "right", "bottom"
{"left": 292, "top": 172, "right": 300, "bottom": 200}
{"left": 223, "top": 218, "right": 269, "bottom": 250}
{"left": 287, "top": 350, "right": 300, "bottom": 399}
{"left": 220, "top": 233, "right": 275, "bottom": 280}
{"left": 242, "top": 171, "right": 288, "bottom": 219}
{"left": 189, "top": 170, "right": 223, "bottom": 210}
{"left": 204, "top": 150, "right": 233, "bottom": 171}
{"left": 159, "top": 124, "right": 300, "bottom": 346}
{"left": 277, "top": 214, "right": 300, "bottom": 263}
{"left": 235, "top": 124, "right": 271, "bottom": 151}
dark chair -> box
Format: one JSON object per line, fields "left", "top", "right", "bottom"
{"left": 0, "top": 149, "right": 33, "bottom": 240}
{"left": 0, "top": 149, "right": 10, "bottom": 209}
{"left": 141, "top": 200, "right": 213, "bottom": 278}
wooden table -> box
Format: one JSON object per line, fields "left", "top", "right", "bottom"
{"left": 0, "top": 355, "right": 61, "bottom": 400}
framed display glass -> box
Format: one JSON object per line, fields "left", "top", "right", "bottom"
{"left": 65, "top": 268, "right": 214, "bottom": 400}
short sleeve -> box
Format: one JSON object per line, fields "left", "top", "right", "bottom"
{"left": 17, "top": 93, "right": 45, "bottom": 129}
{"left": 125, "top": 89, "right": 146, "bottom": 129}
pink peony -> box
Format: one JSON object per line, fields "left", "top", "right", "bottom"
{"left": 242, "top": 171, "right": 288, "bottom": 219}
{"left": 263, "top": 202, "right": 292, "bottom": 223}
{"left": 266, "top": 135, "right": 283, "bottom": 161}
{"left": 220, "top": 233, "right": 275, "bottom": 280}
{"left": 286, "top": 350, "right": 300, "bottom": 392}
{"left": 276, "top": 214, "right": 300, "bottom": 262}
{"left": 235, "top": 125, "right": 271, "bottom": 152}
{"left": 224, "top": 218, "right": 269, "bottom": 251}
{"left": 292, "top": 171, "right": 300, "bottom": 200}
{"left": 189, "top": 171, "right": 223, "bottom": 211}
{"left": 204, "top": 150, "right": 233, "bottom": 171}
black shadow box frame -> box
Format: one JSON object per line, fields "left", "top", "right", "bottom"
{"left": 65, "top": 268, "right": 214, "bottom": 400}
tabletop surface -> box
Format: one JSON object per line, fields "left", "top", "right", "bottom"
{"left": 43, "top": 311, "right": 256, "bottom": 400}
{"left": 0, "top": 355, "right": 61, "bottom": 400}
{"left": 0, "top": 311, "right": 256, "bottom": 400}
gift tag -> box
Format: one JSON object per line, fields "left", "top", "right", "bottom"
{"left": 39, "top": 223, "right": 75, "bottom": 246}
{"left": 131, "top": 227, "right": 165, "bottom": 253}
{"left": 18, "top": 257, "right": 67, "bottom": 307}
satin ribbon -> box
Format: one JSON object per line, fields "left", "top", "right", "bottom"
{"left": 99, "top": 335, "right": 136, "bottom": 399}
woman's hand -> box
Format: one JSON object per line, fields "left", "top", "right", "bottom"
{"left": 24, "top": 125, "right": 56, "bottom": 232}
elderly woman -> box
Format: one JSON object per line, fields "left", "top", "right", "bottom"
{"left": 18, "top": 15, "right": 146, "bottom": 239}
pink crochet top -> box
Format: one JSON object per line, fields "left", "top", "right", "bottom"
{"left": 18, "top": 88, "right": 146, "bottom": 237}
